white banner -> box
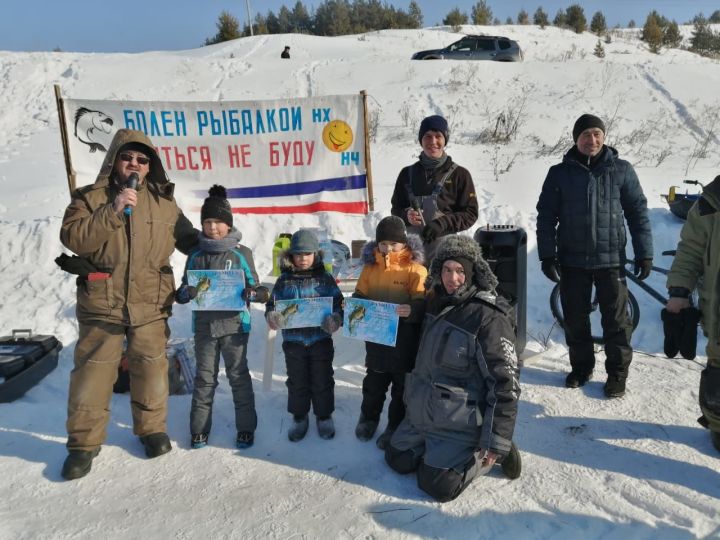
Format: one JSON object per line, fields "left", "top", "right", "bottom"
{"left": 62, "top": 94, "right": 369, "bottom": 214}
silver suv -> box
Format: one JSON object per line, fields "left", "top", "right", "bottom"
{"left": 411, "top": 35, "right": 523, "bottom": 62}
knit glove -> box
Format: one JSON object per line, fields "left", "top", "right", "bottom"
{"left": 175, "top": 285, "right": 197, "bottom": 304}
{"left": 634, "top": 258, "right": 653, "bottom": 281}
{"left": 421, "top": 221, "right": 443, "bottom": 243}
{"left": 266, "top": 311, "right": 285, "bottom": 330}
{"left": 540, "top": 258, "right": 561, "bottom": 283}
{"left": 320, "top": 312, "right": 343, "bottom": 334}
{"left": 242, "top": 285, "right": 270, "bottom": 303}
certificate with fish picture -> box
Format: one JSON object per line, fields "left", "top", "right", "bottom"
{"left": 275, "top": 297, "right": 333, "bottom": 329}
{"left": 187, "top": 270, "right": 245, "bottom": 311}
{"left": 342, "top": 298, "right": 399, "bottom": 346}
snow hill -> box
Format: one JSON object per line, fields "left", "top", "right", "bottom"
{"left": 1, "top": 25, "right": 719, "bottom": 538}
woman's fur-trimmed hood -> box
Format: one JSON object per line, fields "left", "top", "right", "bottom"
{"left": 360, "top": 233, "right": 425, "bottom": 265}
{"left": 426, "top": 234, "right": 498, "bottom": 292}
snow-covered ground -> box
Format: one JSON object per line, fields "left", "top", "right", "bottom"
{"left": 1, "top": 25, "right": 719, "bottom": 538}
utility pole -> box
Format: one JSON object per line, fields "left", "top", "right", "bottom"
{"left": 245, "top": 0, "right": 254, "bottom": 37}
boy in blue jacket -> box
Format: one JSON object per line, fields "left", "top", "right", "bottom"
{"left": 176, "top": 185, "right": 268, "bottom": 450}
{"left": 266, "top": 229, "right": 343, "bottom": 442}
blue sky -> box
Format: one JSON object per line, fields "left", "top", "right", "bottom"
{"left": 2, "top": 1, "right": 717, "bottom": 53}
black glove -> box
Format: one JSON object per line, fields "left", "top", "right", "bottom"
{"left": 540, "top": 258, "right": 561, "bottom": 283}
{"left": 661, "top": 308, "right": 682, "bottom": 358}
{"left": 242, "top": 285, "right": 270, "bottom": 303}
{"left": 679, "top": 307, "right": 701, "bottom": 360}
{"left": 175, "top": 285, "right": 198, "bottom": 304}
{"left": 634, "top": 258, "right": 652, "bottom": 281}
{"left": 421, "top": 221, "right": 443, "bottom": 243}
{"left": 54, "top": 253, "right": 98, "bottom": 277}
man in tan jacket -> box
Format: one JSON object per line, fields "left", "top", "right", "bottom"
{"left": 60, "top": 129, "right": 197, "bottom": 480}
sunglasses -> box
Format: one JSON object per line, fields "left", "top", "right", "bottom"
{"left": 118, "top": 152, "right": 150, "bottom": 165}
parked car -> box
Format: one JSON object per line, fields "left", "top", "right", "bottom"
{"left": 411, "top": 35, "right": 523, "bottom": 62}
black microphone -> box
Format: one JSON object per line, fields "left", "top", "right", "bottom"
{"left": 124, "top": 173, "right": 139, "bottom": 216}
{"left": 411, "top": 198, "right": 426, "bottom": 226}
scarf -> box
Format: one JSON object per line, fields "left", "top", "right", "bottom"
{"left": 419, "top": 151, "right": 448, "bottom": 171}
{"left": 197, "top": 227, "right": 242, "bottom": 253}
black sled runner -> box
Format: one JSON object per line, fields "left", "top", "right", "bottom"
{"left": 0, "top": 329, "right": 62, "bottom": 403}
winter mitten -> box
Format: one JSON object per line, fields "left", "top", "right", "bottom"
{"left": 266, "top": 310, "right": 285, "bottom": 330}
{"left": 242, "top": 285, "right": 270, "bottom": 303}
{"left": 679, "top": 306, "right": 701, "bottom": 360}
{"left": 634, "top": 258, "right": 653, "bottom": 280}
{"left": 175, "top": 285, "right": 198, "bottom": 304}
{"left": 320, "top": 312, "right": 342, "bottom": 334}
{"left": 661, "top": 308, "right": 683, "bottom": 358}
{"left": 540, "top": 258, "right": 561, "bottom": 283}
{"left": 421, "top": 221, "right": 443, "bottom": 243}
{"left": 55, "top": 253, "right": 98, "bottom": 277}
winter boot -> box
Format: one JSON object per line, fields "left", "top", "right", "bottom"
{"left": 191, "top": 433, "right": 208, "bottom": 449}
{"left": 501, "top": 441, "right": 522, "bottom": 480}
{"left": 355, "top": 414, "right": 379, "bottom": 441}
{"left": 140, "top": 432, "right": 172, "bottom": 458}
{"left": 376, "top": 427, "right": 395, "bottom": 451}
{"left": 288, "top": 414, "right": 309, "bottom": 442}
{"left": 565, "top": 371, "right": 592, "bottom": 388}
{"left": 236, "top": 431, "right": 254, "bottom": 449}
{"left": 316, "top": 416, "right": 335, "bottom": 440}
{"left": 711, "top": 431, "right": 720, "bottom": 453}
{"left": 603, "top": 375, "right": 626, "bottom": 398}
{"left": 61, "top": 448, "right": 100, "bottom": 480}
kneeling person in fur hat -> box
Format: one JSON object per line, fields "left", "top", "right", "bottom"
{"left": 265, "top": 229, "right": 344, "bottom": 442}
{"left": 175, "top": 185, "right": 269, "bottom": 451}
{"left": 353, "top": 216, "right": 428, "bottom": 451}
{"left": 385, "top": 235, "right": 521, "bottom": 502}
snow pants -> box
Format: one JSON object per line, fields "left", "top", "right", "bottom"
{"left": 67, "top": 319, "right": 169, "bottom": 452}
{"left": 283, "top": 338, "right": 334, "bottom": 418}
{"left": 190, "top": 331, "right": 257, "bottom": 435}
{"left": 559, "top": 266, "right": 633, "bottom": 379}
{"left": 360, "top": 369, "right": 406, "bottom": 429}
{"left": 385, "top": 419, "right": 491, "bottom": 502}
{"left": 700, "top": 340, "right": 720, "bottom": 433}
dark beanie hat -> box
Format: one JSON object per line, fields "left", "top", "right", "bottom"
{"left": 445, "top": 256, "right": 475, "bottom": 284}
{"left": 289, "top": 229, "right": 319, "bottom": 254}
{"left": 376, "top": 216, "right": 408, "bottom": 244}
{"left": 572, "top": 114, "right": 605, "bottom": 142}
{"left": 418, "top": 115, "right": 449, "bottom": 144}
{"left": 201, "top": 184, "right": 233, "bottom": 227}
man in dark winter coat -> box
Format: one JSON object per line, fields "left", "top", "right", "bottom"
{"left": 536, "top": 114, "right": 653, "bottom": 398}
{"left": 666, "top": 175, "right": 720, "bottom": 453}
{"left": 59, "top": 129, "right": 198, "bottom": 480}
{"left": 385, "top": 235, "right": 521, "bottom": 503}
{"left": 391, "top": 115, "right": 478, "bottom": 261}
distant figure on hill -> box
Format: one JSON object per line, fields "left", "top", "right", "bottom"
{"left": 281, "top": 46, "right": 290, "bottom": 59}
{"left": 390, "top": 115, "right": 478, "bottom": 262}
{"left": 536, "top": 113, "right": 653, "bottom": 399}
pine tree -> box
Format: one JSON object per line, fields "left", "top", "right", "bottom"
{"left": 471, "top": 1, "right": 492, "bottom": 25}
{"left": 291, "top": 1, "right": 312, "bottom": 33}
{"left": 689, "top": 15, "right": 720, "bottom": 57}
{"left": 594, "top": 39, "right": 605, "bottom": 58}
{"left": 517, "top": 9, "right": 529, "bottom": 25}
{"left": 590, "top": 11, "right": 606, "bottom": 36}
{"left": 444, "top": 7, "right": 468, "bottom": 32}
{"left": 533, "top": 7, "right": 549, "bottom": 29}
{"left": 277, "top": 6, "right": 292, "bottom": 33}
{"left": 565, "top": 4, "right": 587, "bottom": 34}
{"left": 628, "top": 20, "right": 636, "bottom": 29}
{"left": 663, "top": 20, "right": 682, "bottom": 48}
{"left": 505, "top": 16, "right": 514, "bottom": 25}
{"left": 553, "top": 9, "right": 567, "bottom": 28}
{"left": 205, "top": 10, "right": 241, "bottom": 45}
{"left": 643, "top": 13, "right": 663, "bottom": 53}
{"left": 408, "top": 1, "right": 423, "bottom": 28}
{"left": 709, "top": 10, "right": 720, "bottom": 23}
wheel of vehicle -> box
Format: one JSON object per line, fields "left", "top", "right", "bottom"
{"left": 550, "top": 284, "right": 640, "bottom": 345}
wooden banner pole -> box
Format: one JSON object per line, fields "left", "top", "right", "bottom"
{"left": 54, "top": 84, "right": 76, "bottom": 196}
{"left": 360, "top": 90, "right": 374, "bottom": 212}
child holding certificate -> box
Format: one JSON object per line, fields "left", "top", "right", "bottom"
{"left": 175, "top": 185, "right": 269, "bottom": 450}
{"left": 353, "top": 216, "right": 427, "bottom": 450}
{"left": 266, "top": 229, "right": 344, "bottom": 442}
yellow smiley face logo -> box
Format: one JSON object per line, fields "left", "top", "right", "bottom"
{"left": 322, "top": 120, "right": 353, "bottom": 152}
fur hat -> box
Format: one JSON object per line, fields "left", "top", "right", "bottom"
{"left": 376, "top": 216, "right": 408, "bottom": 244}
{"left": 288, "top": 229, "right": 319, "bottom": 254}
{"left": 418, "top": 115, "right": 449, "bottom": 144}
{"left": 572, "top": 114, "right": 605, "bottom": 142}
{"left": 427, "top": 235, "right": 498, "bottom": 292}
{"left": 201, "top": 184, "right": 233, "bottom": 227}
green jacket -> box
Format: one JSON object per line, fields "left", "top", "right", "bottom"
{"left": 667, "top": 176, "right": 720, "bottom": 342}
{"left": 60, "top": 129, "right": 197, "bottom": 326}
